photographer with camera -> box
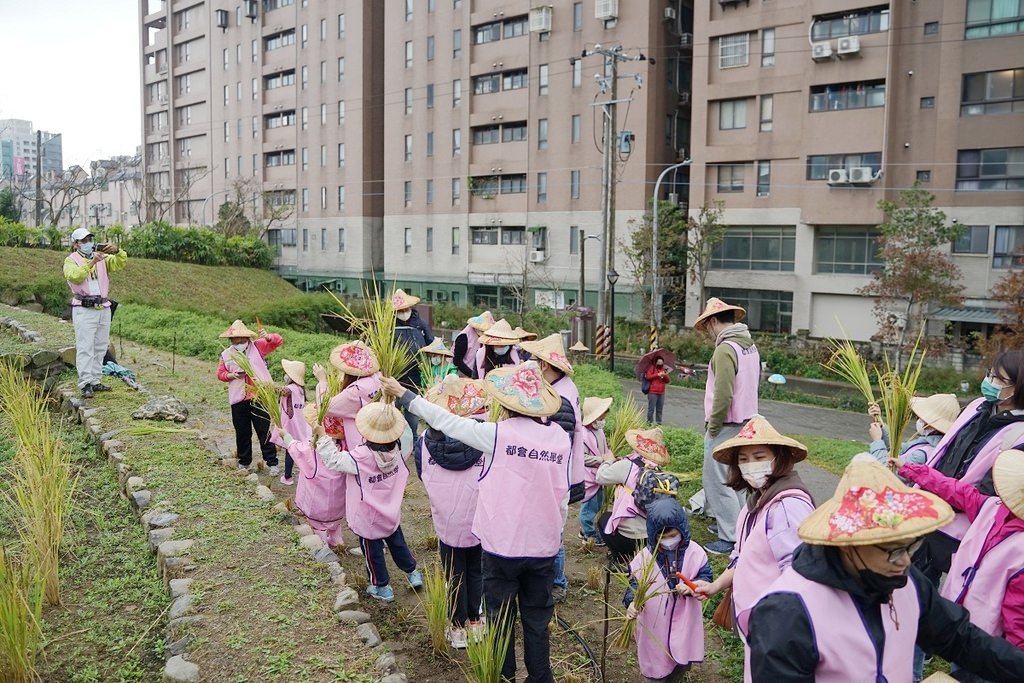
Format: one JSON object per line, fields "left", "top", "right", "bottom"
{"left": 63, "top": 227, "right": 127, "bottom": 398}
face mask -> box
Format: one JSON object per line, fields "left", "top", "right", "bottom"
{"left": 430, "top": 356, "right": 442, "bottom": 366}
{"left": 592, "top": 419, "right": 606, "bottom": 431}
{"left": 232, "top": 342, "right": 248, "bottom": 352}
{"left": 738, "top": 459, "right": 775, "bottom": 489}
{"left": 396, "top": 310, "right": 412, "bottom": 322}
{"left": 493, "top": 345, "right": 510, "bottom": 356}
{"left": 858, "top": 569, "right": 909, "bottom": 595}
{"left": 660, "top": 536, "right": 681, "bottom": 550}
{"left": 981, "top": 377, "right": 1007, "bottom": 403}
{"left": 78, "top": 241, "right": 95, "bottom": 256}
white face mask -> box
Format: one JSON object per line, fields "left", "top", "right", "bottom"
{"left": 660, "top": 535, "right": 681, "bottom": 550}
{"left": 430, "top": 356, "right": 442, "bottom": 366}
{"left": 396, "top": 309, "right": 412, "bottom": 322}
{"left": 738, "top": 459, "right": 775, "bottom": 489}
{"left": 493, "top": 345, "right": 510, "bottom": 356}
{"left": 232, "top": 342, "right": 248, "bottom": 352}
{"left": 916, "top": 419, "right": 932, "bottom": 435}
{"left": 592, "top": 419, "right": 606, "bottom": 431}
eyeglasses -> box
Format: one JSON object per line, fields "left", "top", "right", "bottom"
{"left": 985, "top": 371, "right": 1011, "bottom": 386}
{"left": 875, "top": 539, "right": 924, "bottom": 564}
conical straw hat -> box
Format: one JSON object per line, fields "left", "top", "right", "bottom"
{"left": 910, "top": 394, "right": 961, "bottom": 434}
{"left": 467, "top": 311, "right": 496, "bottom": 332}
{"left": 582, "top": 397, "right": 613, "bottom": 426}
{"left": 479, "top": 319, "right": 523, "bottom": 345}
{"left": 514, "top": 326, "right": 538, "bottom": 341}
{"left": 569, "top": 341, "right": 590, "bottom": 352}
{"left": 712, "top": 416, "right": 807, "bottom": 464}
{"left": 219, "top": 319, "right": 257, "bottom": 339}
{"left": 519, "top": 333, "right": 574, "bottom": 375}
{"left": 355, "top": 401, "right": 407, "bottom": 443}
{"left": 692, "top": 297, "right": 746, "bottom": 329}
{"left": 625, "top": 427, "right": 670, "bottom": 465}
{"left": 993, "top": 449, "right": 1024, "bottom": 519}
{"left": 390, "top": 288, "right": 420, "bottom": 311}
{"left": 425, "top": 376, "right": 490, "bottom": 417}
{"left": 329, "top": 340, "right": 380, "bottom": 377}
{"left": 420, "top": 339, "right": 454, "bottom": 357}
{"left": 482, "top": 361, "right": 561, "bottom": 417}
{"left": 798, "top": 460, "right": 953, "bottom": 546}
{"left": 281, "top": 359, "right": 306, "bottom": 386}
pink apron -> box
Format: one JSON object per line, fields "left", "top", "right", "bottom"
{"left": 420, "top": 440, "right": 483, "bottom": 548}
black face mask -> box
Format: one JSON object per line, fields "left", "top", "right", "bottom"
{"left": 857, "top": 569, "right": 908, "bottom": 596}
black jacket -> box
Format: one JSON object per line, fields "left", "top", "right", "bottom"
{"left": 747, "top": 544, "right": 1024, "bottom": 682}
{"left": 394, "top": 309, "right": 433, "bottom": 390}
{"left": 414, "top": 427, "right": 483, "bottom": 479}
{"left": 452, "top": 332, "right": 475, "bottom": 377}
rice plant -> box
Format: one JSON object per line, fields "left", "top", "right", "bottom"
{"left": 419, "top": 562, "right": 457, "bottom": 657}
{"left": 464, "top": 603, "right": 514, "bottom": 683}
{"left": 610, "top": 555, "right": 667, "bottom": 648}
{"left": 0, "top": 546, "right": 44, "bottom": 683}
{"left": 877, "top": 335, "right": 927, "bottom": 468}
{"left": 316, "top": 368, "right": 344, "bottom": 425}
{"left": 227, "top": 349, "right": 283, "bottom": 429}
{"left": 823, "top": 337, "right": 877, "bottom": 406}
{"left": 607, "top": 395, "right": 645, "bottom": 456}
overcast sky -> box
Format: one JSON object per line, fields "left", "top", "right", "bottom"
{"left": 0, "top": 0, "right": 140, "bottom": 167}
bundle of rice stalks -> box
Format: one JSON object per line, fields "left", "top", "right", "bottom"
{"left": 228, "top": 348, "right": 283, "bottom": 429}
{"left": 316, "top": 368, "right": 345, "bottom": 425}
{"left": 877, "top": 336, "right": 926, "bottom": 469}
{"left": 0, "top": 547, "right": 44, "bottom": 683}
{"left": 464, "top": 603, "right": 514, "bottom": 683}
{"left": 486, "top": 401, "right": 506, "bottom": 424}
{"left": 610, "top": 555, "right": 666, "bottom": 648}
{"left": 419, "top": 562, "right": 458, "bottom": 657}
{"left": 823, "top": 337, "right": 877, "bottom": 406}
{"left": 607, "top": 395, "right": 645, "bottom": 457}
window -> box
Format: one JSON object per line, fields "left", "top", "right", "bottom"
{"left": 426, "top": 84, "right": 434, "bottom": 108}
{"left": 452, "top": 129, "right": 461, "bottom": 156}
{"left": 570, "top": 115, "right": 581, "bottom": 143}
{"left": 426, "top": 179, "right": 434, "bottom": 204}
{"left": 538, "top": 64, "right": 549, "bottom": 95}
{"left": 572, "top": 59, "right": 582, "bottom": 87}
{"left": 952, "top": 225, "right": 989, "bottom": 254}
{"left": 472, "top": 227, "right": 499, "bottom": 245}
{"left": 223, "top": 121, "right": 230, "bottom": 142}
{"left": 537, "top": 172, "right": 547, "bottom": 203}
{"left": 320, "top": 145, "right": 327, "bottom": 167}
{"left": 569, "top": 226, "right": 580, "bottom": 255}
{"left": 404, "top": 181, "right": 413, "bottom": 207}
{"left": 916, "top": 170, "right": 931, "bottom": 182}
{"left": 807, "top": 152, "right": 882, "bottom": 180}
{"left": 452, "top": 226, "right": 460, "bottom": 254}
{"left": 812, "top": 6, "right": 890, "bottom": 40}
{"left": 264, "top": 30, "right": 296, "bottom": 51}
{"left": 301, "top": 188, "right": 309, "bottom": 211}
{"left": 924, "top": 21, "right": 939, "bottom": 35}
{"left": 426, "top": 227, "right": 434, "bottom": 252}
{"left": 921, "top": 96, "right": 936, "bottom": 109}
{"left": 337, "top": 185, "right": 346, "bottom": 210}
{"left": 961, "top": 68, "right": 1024, "bottom": 116}
{"left": 502, "top": 69, "right": 528, "bottom": 91}
{"left": 815, "top": 226, "right": 883, "bottom": 274}
{"left": 452, "top": 177, "right": 461, "bottom": 205}
{"left": 500, "top": 174, "right": 527, "bottom": 194}
{"left": 321, "top": 227, "right": 327, "bottom": 247}
{"left": 426, "top": 132, "right": 434, "bottom": 157}
{"left": 501, "top": 227, "right": 525, "bottom": 245}
{"left": 302, "top": 228, "right": 309, "bottom": 251}
{"left": 338, "top": 228, "right": 346, "bottom": 252}
{"left": 719, "top": 33, "right": 750, "bottom": 69}
{"left": 338, "top": 13, "right": 345, "bottom": 38}
{"left": 505, "top": 16, "right": 528, "bottom": 38}
{"left": 532, "top": 227, "right": 547, "bottom": 252}
{"left": 405, "top": 41, "right": 413, "bottom": 68}
{"left": 337, "top": 57, "right": 345, "bottom": 82}
{"left": 474, "top": 22, "right": 501, "bottom": 44}
{"left": 320, "top": 103, "right": 327, "bottom": 125}
{"left": 452, "top": 29, "right": 462, "bottom": 57}
{"left": 405, "top": 0, "right": 413, "bottom": 21}
{"left": 965, "top": 0, "right": 1024, "bottom": 39}
{"left": 302, "top": 106, "right": 308, "bottom": 129}
{"left": 265, "top": 111, "right": 296, "bottom": 128}
{"left": 810, "top": 81, "right": 887, "bottom": 112}
{"left": 757, "top": 161, "right": 771, "bottom": 197}
{"left": 264, "top": 70, "right": 296, "bottom": 89}
{"left": 706, "top": 287, "right": 793, "bottom": 333}
{"left": 301, "top": 66, "right": 308, "bottom": 89}
{"left": 338, "top": 100, "right": 345, "bottom": 124}
{"left": 711, "top": 227, "right": 796, "bottom": 271}
{"left": 761, "top": 28, "right": 775, "bottom": 67}
{"left": 716, "top": 164, "right": 745, "bottom": 192}
{"left": 956, "top": 147, "right": 1024, "bottom": 190}
{"left": 719, "top": 99, "right": 748, "bottom": 130}
{"left": 994, "top": 226, "right": 1024, "bottom": 267}
{"left": 473, "top": 74, "right": 500, "bottom": 95}
{"left": 301, "top": 24, "right": 308, "bottom": 48}
{"left": 538, "top": 119, "right": 549, "bottom": 150}
{"left": 320, "top": 18, "right": 327, "bottom": 40}
{"left": 404, "top": 134, "right": 413, "bottom": 161}
{"left": 452, "top": 79, "right": 462, "bottom": 106}
{"left": 760, "top": 95, "right": 774, "bottom": 131}
{"left": 426, "top": 35, "right": 435, "bottom": 61}
{"left": 570, "top": 170, "right": 580, "bottom": 199}
{"left": 404, "top": 228, "right": 413, "bottom": 254}
{"left": 573, "top": 2, "right": 583, "bottom": 31}
{"left": 502, "top": 122, "right": 528, "bottom": 142}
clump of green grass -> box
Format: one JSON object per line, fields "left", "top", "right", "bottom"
{"left": 419, "top": 562, "right": 457, "bottom": 657}
{"left": 464, "top": 603, "right": 514, "bottom": 683}
{"left": 0, "top": 546, "right": 44, "bottom": 683}
{"left": 607, "top": 395, "right": 645, "bottom": 457}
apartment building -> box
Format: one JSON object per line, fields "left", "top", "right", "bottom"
{"left": 687, "top": 1, "right": 1024, "bottom": 343}
{"left": 0, "top": 118, "right": 63, "bottom": 177}
{"left": 139, "top": 0, "right": 384, "bottom": 284}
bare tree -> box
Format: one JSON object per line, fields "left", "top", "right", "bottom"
{"left": 222, "top": 177, "right": 295, "bottom": 238}
{"left": 141, "top": 165, "right": 211, "bottom": 224}
{"left": 13, "top": 166, "right": 100, "bottom": 226}
{"left": 686, "top": 200, "right": 728, "bottom": 308}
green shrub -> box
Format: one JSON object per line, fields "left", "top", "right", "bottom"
{"left": 121, "top": 222, "right": 273, "bottom": 269}
{"left": 572, "top": 363, "right": 625, "bottom": 402}
{"left": 251, "top": 293, "right": 338, "bottom": 333}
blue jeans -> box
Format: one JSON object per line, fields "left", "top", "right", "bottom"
{"left": 553, "top": 540, "right": 568, "bottom": 589}
{"left": 579, "top": 490, "right": 604, "bottom": 540}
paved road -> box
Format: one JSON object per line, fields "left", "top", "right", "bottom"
{"left": 621, "top": 379, "right": 869, "bottom": 503}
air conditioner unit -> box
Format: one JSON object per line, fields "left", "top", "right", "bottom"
{"left": 811, "top": 41, "right": 833, "bottom": 62}
{"left": 848, "top": 166, "right": 875, "bottom": 184}
{"left": 244, "top": 0, "right": 258, "bottom": 20}
{"left": 680, "top": 32, "right": 693, "bottom": 47}
{"left": 529, "top": 250, "right": 548, "bottom": 263}
{"left": 664, "top": 6, "right": 676, "bottom": 21}
{"left": 678, "top": 91, "right": 691, "bottom": 106}
{"left": 595, "top": 0, "right": 618, "bottom": 21}
{"left": 827, "top": 168, "right": 849, "bottom": 185}
{"left": 215, "top": 9, "right": 229, "bottom": 29}
{"left": 529, "top": 6, "right": 552, "bottom": 33}
{"left": 837, "top": 35, "right": 861, "bottom": 56}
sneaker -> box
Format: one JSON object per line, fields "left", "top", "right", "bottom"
{"left": 467, "top": 619, "right": 487, "bottom": 643}
{"left": 348, "top": 546, "right": 363, "bottom": 557}
{"left": 593, "top": 537, "right": 607, "bottom": 547}
{"left": 81, "top": 386, "right": 94, "bottom": 399}
{"left": 90, "top": 382, "right": 112, "bottom": 392}
{"left": 407, "top": 569, "right": 424, "bottom": 590}
{"left": 446, "top": 626, "right": 469, "bottom": 649}
{"left": 551, "top": 585, "right": 568, "bottom": 604}
{"left": 366, "top": 584, "right": 395, "bottom": 603}
{"left": 708, "top": 522, "right": 719, "bottom": 535}
{"left": 279, "top": 475, "right": 294, "bottom": 486}
{"left": 236, "top": 463, "right": 251, "bottom": 472}
{"left": 705, "top": 540, "right": 735, "bottom": 556}
{"left": 268, "top": 465, "right": 280, "bottom": 477}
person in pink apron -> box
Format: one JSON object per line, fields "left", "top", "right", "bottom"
{"left": 579, "top": 396, "right": 613, "bottom": 545}
{"left": 381, "top": 361, "right": 570, "bottom": 683}
{"left": 414, "top": 375, "right": 490, "bottom": 648}
{"left": 746, "top": 460, "right": 1024, "bottom": 683}
{"left": 597, "top": 427, "right": 672, "bottom": 565}
{"left": 276, "top": 359, "right": 307, "bottom": 485}
{"left": 452, "top": 310, "right": 496, "bottom": 378}
{"left": 473, "top": 319, "right": 524, "bottom": 379}
{"left": 624, "top": 497, "right": 712, "bottom": 682}
{"left": 693, "top": 416, "right": 815, "bottom": 673}
{"left": 216, "top": 319, "right": 283, "bottom": 473}
{"left": 315, "top": 401, "right": 419, "bottom": 603}
{"left": 900, "top": 449, "right": 1024, "bottom": 672}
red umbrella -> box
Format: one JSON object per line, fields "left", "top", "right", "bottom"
{"left": 635, "top": 348, "right": 677, "bottom": 380}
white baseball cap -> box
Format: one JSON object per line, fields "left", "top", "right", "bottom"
{"left": 70, "top": 227, "right": 94, "bottom": 242}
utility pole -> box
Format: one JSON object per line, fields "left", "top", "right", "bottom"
{"left": 34, "top": 130, "right": 41, "bottom": 226}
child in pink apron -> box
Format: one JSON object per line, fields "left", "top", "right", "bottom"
{"left": 277, "top": 359, "right": 307, "bottom": 485}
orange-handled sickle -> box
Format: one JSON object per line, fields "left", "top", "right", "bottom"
{"left": 675, "top": 572, "right": 698, "bottom": 591}
{"left": 256, "top": 316, "right": 264, "bottom": 331}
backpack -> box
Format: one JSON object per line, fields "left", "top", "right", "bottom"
{"left": 631, "top": 464, "right": 680, "bottom": 513}
{"left": 640, "top": 376, "right": 651, "bottom": 395}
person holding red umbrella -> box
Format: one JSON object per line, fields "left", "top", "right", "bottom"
{"left": 638, "top": 348, "right": 675, "bottom": 425}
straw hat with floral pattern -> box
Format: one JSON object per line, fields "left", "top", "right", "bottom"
{"left": 425, "top": 375, "right": 490, "bottom": 417}
{"left": 391, "top": 288, "right": 420, "bottom": 312}
{"left": 467, "top": 310, "right": 496, "bottom": 332}
{"left": 281, "top": 359, "right": 306, "bottom": 387}
{"left": 420, "top": 339, "right": 454, "bottom": 357}
{"left": 798, "top": 460, "right": 953, "bottom": 546}
{"left": 219, "top": 319, "right": 258, "bottom": 339}
{"left": 355, "top": 401, "right": 407, "bottom": 443}
{"left": 625, "top": 427, "right": 670, "bottom": 466}
{"left": 582, "top": 396, "right": 613, "bottom": 427}
{"left": 329, "top": 340, "right": 380, "bottom": 377}
{"left": 482, "top": 361, "right": 561, "bottom": 417}
{"left": 479, "top": 319, "right": 525, "bottom": 345}
{"left": 910, "top": 394, "right": 961, "bottom": 434}
{"left": 519, "top": 333, "right": 574, "bottom": 376}
{"left": 692, "top": 297, "right": 746, "bottom": 330}
{"left": 993, "top": 449, "right": 1024, "bottom": 520}
{"left": 712, "top": 416, "right": 808, "bottom": 464}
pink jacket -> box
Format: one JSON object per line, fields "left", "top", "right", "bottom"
{"left": 901, "top": 463, "right": 1024, "bottom": 648}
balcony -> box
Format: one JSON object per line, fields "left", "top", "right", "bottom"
{"left": 262, "top": 124, "right": 297, "bottom": 148}
{"left": 469, "top": 140, "right": 527, "bottom": 170}
{"left": 263, "top": 85, "right": 296, "bottom": 110}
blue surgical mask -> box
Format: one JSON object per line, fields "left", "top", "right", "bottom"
{"left": 493, "top": 346, "right": 510, "bottom": 356}
{"left": 78, "top": 241, "right": 95, "bottom": 257}
{"left": 981, "top": 377, "right": 1006, "bottom": 403}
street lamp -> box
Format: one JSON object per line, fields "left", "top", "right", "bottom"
{"left": 650, "top": 159, "right": 692, "bottom": 348}
{"left": 607, "top": 269, "right": 619, "bottom": 372}
{"left": 578, "top": 230, "right": 601, "bottom": 309}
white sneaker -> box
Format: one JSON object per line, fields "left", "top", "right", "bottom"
{"left": 268, "top": 465, "right": 280, "bottom": 477}
{"left": 446, "top": 626, "right": 469, "bottom": 649}
{"left": 348, "top": 546, "right": 363, "bottom": 557}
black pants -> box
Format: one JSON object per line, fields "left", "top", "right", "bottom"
{"left": 360, "top": 527, "right": 417, "bottom": 587}
{"left": 482, "top": 551, "right": 556, "bottom": 683}
{"left": 230, "top": 399, "right": 278, "bottom": 467}
{"left": 598, "top": 512, "right": 645, "bottom": 567}
{"left": 439, "top": 542, "right": 484, "bottom": 627}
